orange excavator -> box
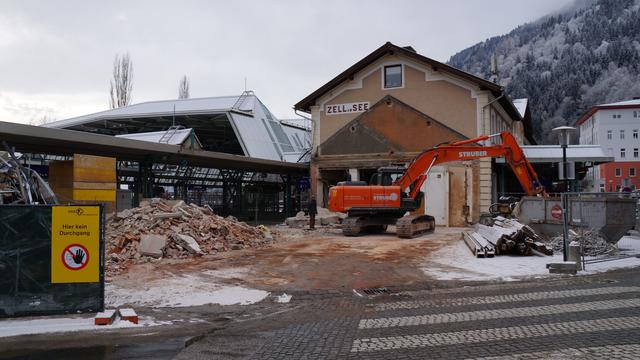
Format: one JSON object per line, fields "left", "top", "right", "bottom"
{"left": 328, "top": 131, "right": 544, "bottom": 238}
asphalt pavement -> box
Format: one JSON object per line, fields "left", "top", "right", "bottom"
{"left": 175, "top": 268, "right": 640, "bottom": 359}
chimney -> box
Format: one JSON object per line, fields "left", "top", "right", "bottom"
{"left": 402, "top": 46, "right": 416, "bottom": 53}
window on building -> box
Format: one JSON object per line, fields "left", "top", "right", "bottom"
{"left": 607, "top": 130, "right": 612, "bottom": 140}
{"left": 616, "top": 184, "right": 622, "bottom": 191}
{"left": 634, "top": 111, "right": 638, "bottom": 118}
{"left": 630, "top": 168, "right": 636, "bottom": 177}
{"left": 383, "top": 65, "right": 402, "bottom": 88}
{"left": 635, "top": 129, "right": 639, "bottom": 139}
{"left": 616, "top": 168, "right": 622, "bottom": 177}
{"left": 635, "top": 148, "right": 639, "bottom": 158}
{"left": 621, "top": 148, "right": 626, "bottom": 158}
{"left": 620, "top": 130, "right": 625, "bottom": 139}
{"left": 599, "top": 183, "right": 605, "bottom": 192}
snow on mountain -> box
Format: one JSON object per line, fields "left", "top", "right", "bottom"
{"left": 448, "top": 0, "right": 640, "bottom": 143}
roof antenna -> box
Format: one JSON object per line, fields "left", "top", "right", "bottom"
{"left": 244, "top": 77, "right": 247, "bottom": 92}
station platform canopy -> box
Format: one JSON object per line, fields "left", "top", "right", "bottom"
{"left": 495, "top": 145, "right": 614, "bottom": 164}
{"left": 0, "top": 120, "right": 307, "bottom": 175}
{"left": 43, "top": 91, "right": 311, "bottom": 163}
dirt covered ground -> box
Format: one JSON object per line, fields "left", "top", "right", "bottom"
{"left": 108, "top": 225, "right": 467, "bottom": 297}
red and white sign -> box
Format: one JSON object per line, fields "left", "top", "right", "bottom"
{"left": 61, "top": 244, "right": 89, "bottom": 271}
{"left": 551, "top": 204, "right": 563, "bottom": 220}
{"left": 325, "top": 102, "right": 370, "bottom": 116}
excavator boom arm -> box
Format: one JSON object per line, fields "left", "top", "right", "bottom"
{"left": 395, "top": 132, "right": 542, "bottom": 198}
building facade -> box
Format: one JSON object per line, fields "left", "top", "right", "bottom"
{"left": 578, "top": 99, "right": 640, "bottom": 191}
{"left": 295, "top": 43, "right": 530, "bottom": 225}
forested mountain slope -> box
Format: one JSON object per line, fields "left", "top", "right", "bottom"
{"left": 448, "top": 0, "right": 640, "bottom": 143}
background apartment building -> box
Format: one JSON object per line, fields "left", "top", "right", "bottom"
{"left": 578, "top": 98, "right": 640, "bottom": 191}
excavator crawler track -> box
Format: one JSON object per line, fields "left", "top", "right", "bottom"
{"left": 396, "top": 214, "right": 435, "bottom": 238}
{"left": 342, "top": 216, "right": 365, "bottom": 236}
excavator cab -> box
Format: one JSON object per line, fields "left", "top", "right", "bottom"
{"left": 369, "top": 166, "right": 405, "bottom": 186}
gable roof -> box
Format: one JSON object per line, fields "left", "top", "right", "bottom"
{"left": 576, "top": 98, "right": 640, "bottom": 126}
{"left": 294, "top": 42, "right": 522, "bottom": 121}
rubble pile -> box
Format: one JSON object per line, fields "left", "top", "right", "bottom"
{"left": 106, "top": 199, "right": 274, "bottom": 276}
{"left": 551, "top": 229, "right": 618, "bottom": 257}
{"left": 464, "top": 216, "right": 553, "bottom": 257}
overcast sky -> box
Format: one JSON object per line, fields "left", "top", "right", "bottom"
{"left": 0, "top": 0, "right": 573, "bottom": 124}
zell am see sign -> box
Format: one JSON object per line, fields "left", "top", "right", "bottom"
{"left": 325, "top": 102, "right": 370, "bottom": 115}
{"left": 51, "top": 206, "right": 101, "bottom": 283}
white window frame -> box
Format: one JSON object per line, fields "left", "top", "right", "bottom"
{"left": 607, "top": 130, "right": 612, "bottom": 140}
{"left": 634, "top": 129, "right": 639, "bottom": 139}
{"left": 621, "top": 148, "right": 626, "bottom": 158}
{"left": 620, "top": 130, "right": 625, "bottom": 140}
{"left": 630, "top": 168, "right": 636, "bottom": 177}
{"left": 615, "top": 168, "right": 622, "bottom": 177}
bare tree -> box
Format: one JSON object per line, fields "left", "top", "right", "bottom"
{"left": 28, "top": 113, "right": 55, "bottom": 126}
{"left": 109, "top": 53, "right": 133, "bottom": 108}
{"left": 178, "top": 75, "right": 190, "bottom": 99}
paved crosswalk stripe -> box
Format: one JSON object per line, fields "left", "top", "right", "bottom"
{"left": 351, "top": 316, "right": 640, "bottom": 352}
{"left": 360, "top": 298, "right": 640, "bottom": 329}
{"left": 466, "top": 344, "right": 640, "bottom": 360}
{"left": 373, "top": 286, "right": 640, "bottom": 311}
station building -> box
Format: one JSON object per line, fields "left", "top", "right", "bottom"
{"left": 294, "top": 42, "right": 532, "bottom": 225}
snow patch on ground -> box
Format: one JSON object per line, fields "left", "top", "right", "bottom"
{"left": 106, "top": 272, "right": 269, "bottom": 308}
{"left": 275, "top": 293, "right": 292, "bottom": 303}
{"left": 0, "top": 316, "right": 155, "bottom": 338}
{"left": 422, "top": 237, "right": 640, "bottom": 282}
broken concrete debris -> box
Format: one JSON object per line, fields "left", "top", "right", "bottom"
{"left": 285, "top": 207, "right": 346, "bottom": 228}
{"left": 464, "top": 216, "right": 553, "bottom": 257}
{"left": 551, "top": 229, "right": 618, "bottom": 257}
{"left": 139, "top": 234, "right": 167, "bottom": 258}
{"left": 174, "top": 234, "right": 203, "bottom": 254}
{"left": 106, "top": 198, "right": 274, "bottom": 277}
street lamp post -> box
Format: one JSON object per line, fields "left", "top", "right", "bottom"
{"left": 553, "top": 126, "right": 576, "bottom": 192}
{"left": 552, "top": 126, "right": 576, "bottom": 262}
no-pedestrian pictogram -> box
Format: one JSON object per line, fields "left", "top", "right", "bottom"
{"left": 61, "top": 244, "right": 89, "bottom": 271}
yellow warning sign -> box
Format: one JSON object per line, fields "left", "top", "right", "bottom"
{"left": 51, "top": 206, "right": 100, "bottom": 283}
